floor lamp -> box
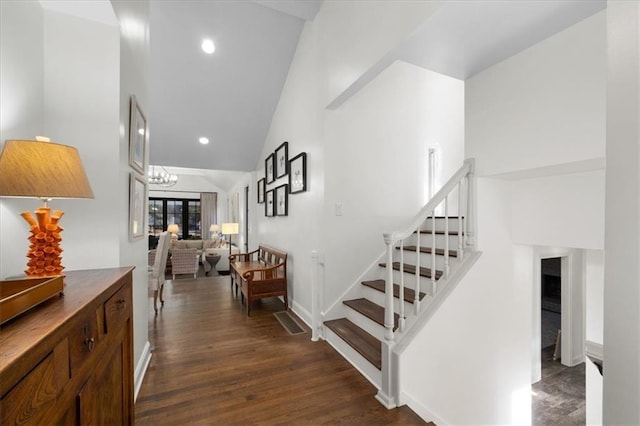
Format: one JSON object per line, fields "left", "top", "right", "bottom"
{"left": 221, "top": 223, "right": 239, "bottom": 257}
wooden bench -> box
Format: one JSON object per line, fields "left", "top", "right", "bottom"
{"left": 229, "top": 244, "right": 287, "bottom": 316}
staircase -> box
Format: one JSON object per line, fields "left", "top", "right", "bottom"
{"left": 318, "top": 159, "right": 480, "bottom": 408}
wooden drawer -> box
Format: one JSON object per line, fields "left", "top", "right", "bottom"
{"left": 104, "top": 282, "right": 131, "bottom": 334}
{"left": 69, "top": 311, "right": 100, "bottom": 374}
{"left": 1, "top": 339, "right": 69, "bottom": 425}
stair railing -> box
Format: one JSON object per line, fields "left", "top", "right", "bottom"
{"left": 382, "top": 158, "right": 475, "bottom": 340}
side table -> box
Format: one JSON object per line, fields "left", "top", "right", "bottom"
{"left": 204, "top": 252, "right": 221, "bottom": 276}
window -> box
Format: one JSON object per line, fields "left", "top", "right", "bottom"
{"left": 148, "top": 198, "right": 201, "bottom": 239}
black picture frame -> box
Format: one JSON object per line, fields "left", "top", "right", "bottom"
{"left": 265, "top": 153, "right": 275, "bottom": 184}
{"left": 265, "top": 189, "right": 275, "bottom": 217}
{"left": 275, "top": 141, "right": 289, "bottom": 179}
{"left": 275, "top": 184, "right": 288, "bottom": 216}
{"left": 257, "top": 178, "right": 265, "bottom": 203}
{"left": 289, "top": 152, "right": 307, "bottom": 194}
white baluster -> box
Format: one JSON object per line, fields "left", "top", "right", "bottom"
{"left": 458, "top": 181, "right": 464, "bottom": 260}
{"left": 431, "top": 212, "right": 436, "bottom": 295}
{"left": 414, "top": 228, "right": 421, "bottom": 314}
{"left": 463, "top": 175, "right": 469, "bottom": 248}
{"left": 444, "top": 196, "right": 450, "bottom": 277}
{"left": 383, "top": 235, "right": 395, "bottom": 341}
{"left": 399, "top": 240, "right": 405, "bottom": 332}
{"left": 466, "top": 163, "right": 476, "bottom": 249}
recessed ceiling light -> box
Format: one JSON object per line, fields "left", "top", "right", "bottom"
{"left": 201, "top": 39, "right": 215, "bottom": 54}
{"left": 199, "top": 137, "right": 210, "bottom": 145}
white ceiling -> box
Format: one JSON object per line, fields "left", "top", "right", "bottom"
{"left": 40, "top": 0, "right": 605, "bottom": 180}
{"left": 148, "top": 1, "right": 319, "bottom": 173}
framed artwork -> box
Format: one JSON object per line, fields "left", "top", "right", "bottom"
{"left": 129, "top": 172, "right": 146, "bottom": 240}
{"left": 289, "top": 152, "right": 307, "bottom": 194}
{"left": 275, "top": 184, "right": 288, "bottom": 216}
{"left": 275, "top": 141, "right": 289, "bottom": 178}
{"left": 128, "top": 95, "right": 147, "bottom": 174}
{"left": 257, "top": 178, "right": 265, "bottom": 203}
{"left": 265, "top": 189, "right": 275, "bottom": 217}
{"left": 265, "top": 153, "right": 275, "bottom": 184}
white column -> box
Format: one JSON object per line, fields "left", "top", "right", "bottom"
{"left": 603, "top": 1, "right": 640, "bottom": 424}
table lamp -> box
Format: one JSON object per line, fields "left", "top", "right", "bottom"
{"left": 167, "top": 224, "right": 179, "bottom": 241}
{"left": 209, "top": 224, "right": 219, "bottom": 239}
{"left": 221, "top": 223, "right": 239, "bottom": 256}
{"left": 0, "top": 139, "right": 94, "bottom": 277}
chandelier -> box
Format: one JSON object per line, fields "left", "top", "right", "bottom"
{"left": 148, "top": 166, "right": 178, "bottom": 187}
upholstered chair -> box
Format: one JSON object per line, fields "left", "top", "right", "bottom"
{"left": 149, "top": 231, "right": 170, "bottom": 314}
{"left": 171, "top": 248, "right": 199, "bottom": 279}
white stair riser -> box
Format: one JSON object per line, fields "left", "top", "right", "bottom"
{"left": 362, "top": 286, "right": 415, "bottom": 313}
{"left": 382, "top": 267, "right": 441, "bottom": 291}
{"left": 323, "top": 327, "right": 382, "bottom": 388}
{"left": 392, "top": 250, "right": 459, "bottom": 271}
{"left": 344, "top": 307, "right": 387, "bottom": 341}
{"left": 423, "top": 217, "right": 464, "bottom": 232}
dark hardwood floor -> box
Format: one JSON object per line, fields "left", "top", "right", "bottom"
{"left": 135, "top": 273, "right": 429, "bottom": 425}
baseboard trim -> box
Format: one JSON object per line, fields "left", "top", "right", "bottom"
{"left": 400, "top": 390, "right": 445, "bottom": 425}
{"left": 291, "top": 299, "right": 312, "bottom": 328}
{"left": 134, "top": 341, "right": 152, "bottom": 402}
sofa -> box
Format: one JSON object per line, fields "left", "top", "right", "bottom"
{"left": 170, "top": 239, "right": 239, "bottom": 272}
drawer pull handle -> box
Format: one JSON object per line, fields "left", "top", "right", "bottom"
{"left": 84, "top": 337, "right": 95, "bottom": 352}
{"left": 116, "top": 299, "right": 127, "bottom": 309}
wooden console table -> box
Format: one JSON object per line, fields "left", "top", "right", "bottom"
{"left": 0, "top": 267, "right": 135, "bottom": 425}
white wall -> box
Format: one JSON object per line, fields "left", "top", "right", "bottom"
{"left": 42, "top": 10, "right": 121, "bottom": 271}
{"left": 459, "top": 9, "right": 607, "bottom": 425}
{"left": 0, "top": 1, "right": 44, "bottom": 279}
{"left": 466, "top": 11, "right": 606, "bottom": 177}
{"left": 603, "top": 1, "right": 640, "bottom": 423}
{"left": 401, "top": 179, "right": 532, "bottom": 425}
{"left": 510, "top": 170, "right": 605, "bottom": 250}
{"left": 250, "top": 0, "right": 465, "bottom": 325}
{"left": 320, "top": 0, "right": 440, "bottom": 105}
{"left": 252, "top": 14, "right": 325, "bottom": 322}
{"left": 0, "top": 4, "right": 121, "bottom": 278}
{"left": 323, "top": 61, "right": 464, "bottom": 306}
{"left": 110, "top": 0, "right": 151, "bottom": 394}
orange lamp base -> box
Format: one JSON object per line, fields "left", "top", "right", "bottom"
{"left": 20, "top": 207, "right": 65, "bottom": 277}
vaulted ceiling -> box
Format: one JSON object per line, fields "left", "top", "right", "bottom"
{"left": 149, "top": 0, "right": 604, "bottom": 178}
{"left": 39, "top": 0, "right": 606, "bottom": 188}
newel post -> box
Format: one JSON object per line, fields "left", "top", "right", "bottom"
{"left": 383, "top": 233, "right": 395, "bottom": 341}
{"left": 465, "top": 159, "right": 476, "bottom": 249}
{"left": 311, "top": 250, "right": 321, "bottom": 341}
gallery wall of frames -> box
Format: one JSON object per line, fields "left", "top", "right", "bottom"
{"left": 258, "top": 141, "right": 307, "bottom": 217}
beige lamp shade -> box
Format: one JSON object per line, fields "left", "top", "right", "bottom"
{"left": 221, "top": 223, "right": 239, "bottom": 235}
{"left": 167, "top": 224, "right": 179, "bottom": 234}
{"left": 0, "top": 140, "right": 94, "bottom": 199}
{"left": 210, "top": 224, "right": 220, "bottom": 232}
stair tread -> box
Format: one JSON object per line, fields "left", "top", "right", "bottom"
{"left": 417, "top": 229, "right": 462, "bottom": 235}
{"left": 427, "top": 216, "right": 464, "bottom": 219}
{"left": 361, "top": 279, "right": 425, "bottom": 303}
{"left": 324, "top": 318, "right": 381, "bottom": 370}
{"left": 398, "top": 245, "right": 458, "bottom": 257}
{"left": 343, "top": 298, "right": 398, "bottom": 331}
{"left": 379, "top": 262, "right": 443, "bottom": 280}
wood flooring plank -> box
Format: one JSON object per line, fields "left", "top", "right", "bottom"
{"left": 135, "top": 274, "right": 429, "bottom": 425}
